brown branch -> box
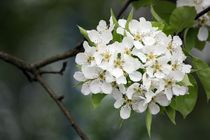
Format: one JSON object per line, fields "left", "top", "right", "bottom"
{"left": 57, "top": 95, "right": 65, "bottom": 101}
{"left": 0, "top": 1, "right": 134, "bottom": 139}
{"left": 0, "top": 50, "right": 89, "bottom": 140}
{"left": 0, "top": 50, "right": 32, "bottom": 70}
{"left": 195, "top": 6, "right": 210, "bottom": 20}
{"left": 32, "top": 41, "right": 84, "bottom": 69}
{"left": 0, "top": 3, "right": 209, "bottom": 139}
{"left": 31, "top": 0, "right": 134, "bottom": 69}
{"left": 117, "top": 0, "right": 137, "bottom": 19}
{"left": 35, "top": 74, "right": 89, "bottom": 140}
{"left": 39, "top": 61, "right": 68, "bottom": 75}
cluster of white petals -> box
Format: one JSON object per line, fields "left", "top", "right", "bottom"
{"left": 177, "top": 0, "right": 210, "bottom": 41}
{"left": 74, "top": 16, "right": 191, "bottom": 119}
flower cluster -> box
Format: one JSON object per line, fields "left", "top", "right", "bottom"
{"left": 177, "top": 0, "right": 210, "bottom": 41}
{"left": 74, "top": 16, "right": 191, "bottom": 119}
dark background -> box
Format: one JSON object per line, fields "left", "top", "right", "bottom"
{"left": 0, "top": 0, "right": 210, "bottom": 140}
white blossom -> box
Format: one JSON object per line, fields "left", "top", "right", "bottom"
{"left": 177, "top": 0, "right": 210, "bottom": 41}
{"left": 138, "top": 91, "right": 170, "bottom": 115}
{"left": 74, "top": 15, "right": 192, "bottom": 119}
{"left": 112, "top": 85, "right": 132, "bottom": 119}
{"left": 75, "top": 41, "right": 96, "bottom": 66}
{"left": 88, "top": 19, "right": 114, "bottom": 46}
{"left": 159, "top": 74, "right": 189, "bottom": 100}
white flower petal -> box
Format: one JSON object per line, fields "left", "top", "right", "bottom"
{"left": 73, "top": 71, "right": 86, "bottom": 81}
{"left": 101, "top": 30, "right": 113, "bottom": 44}
{"left": 83, "top": 41, "right": 92, "bottom": 52}
{"left": 173, "top": 36, "right": 182, "bottom": 46}
{"left": 134, "top": 41, "right": 144, "bottom": 49}
{"left": 126, "top": 83, "right": 140, "bottom": 99}
{"left": 123, "top": 56, "right": 142, "bottom": 73}
{"left": 97, "top": 20, "right": 107, "bottom": 32}
{"left": 114, "top": 98, "right": 124, "bottom": 109}
{"left": 118, "top": 84, "right": 126, "bottom": 94}
{"left": 101, "top": 82, "right": 112, "bottom": 94}
{"left": 109, "top": 16, "right": 114, "bottom": 27}
{"left": 132, "top": 48, "right": 147, "bottom": 63}
{"left": 170, "top": 71, "right": 185, "bottom": 82}
{"left": 123, "top": 37, "right": 133, "bottom": 48}
{"left": 116, "top": 27, "right": 125, "bottom": 35}
{"left": 110, "top": 68, "right": 124, "bottom": 78}
{"left": 138, "top": 100, "right": 147, "bottom": 113}
{"left": 129, "top": 19, "right": 140, "bottom": 34}
{"left": 154, "top": 71, "right": 165, "bottom": 79}
{"left": 112, "top": 88, "right": 123, "bottom": 100}
{"left": 116, "top": 76, "right": 127, "bottom": 84}
{"left": 129, "top": 71, "right": 142, "bottom": 82}
{"left": 172, "top": 85, "right": 188, "bottom": 96}
{"left": 182, "top": 64, "right": 192, "bottom": 73}
{"left": 145, "top": 91, "right": 153, "bottom": 103}
{"left": 118, "top": 19, "right": 127, "bottom": 28}
{"left": 81, "top": 66, "right": 99, "bottom": 79}
{"left": 154, "top": 94, "right": 170, "bottom": 106}
{"left": 88, "top": 30, "right": 101, "bottom": 44}
{"left": 89, "top": 80, "right": 101, "bottom": 94}
{"left": 164, "top": 88, "right": 173, "bottom": 100}
{"left": 149, "top": 102, "right": 160, "bottom": 115}
{"left": 81, "top": 82, "right": 91, "bottom": 95}
{"left": 143, "top": 36, "right": 155, "bottom": 46}
{"left": 142, "top": 73, "right": 152, "bottom": 90}
{"left": 75, "top": 53, "right": 87, "bottom": 65}
{"left": 105, "top": 71, "right": 115, "bottom": 83}
{"left": 120, "top": 105, "right": 131, "bottom": 119}
{"left": 177, "top": 0, "right": 194, "bottom": 7}
{"left": 146, "top": 67, "right": 154, "bottom": 77}
{"left": 198, "top": 26, "right": 209, "bottom": 41}
{"left": 94, "top": 53, "right": 103, "bottom": 65}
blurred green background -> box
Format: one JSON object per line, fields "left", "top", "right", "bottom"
{"left": 0, "top": 0, "right": 210, "bottom": 140}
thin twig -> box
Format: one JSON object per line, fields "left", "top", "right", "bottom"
{"left": 117, "top": 0, "right": 137, "bottom": 19}
{"left": 39, "top": 61, "right": 68, "bottom": 75}
{"left": 0, "top": 51, "right": 31, "bottom": 70}
{"left": 57, "top": 95, "right": 65, "bottom": 101}
{"left": 195, "top": 6, "right": 210, "bottom": 20}
{"left": 0, "top": 1, "right": 135, "bottom": 139}
{"left": 31, "top": 0, "right": 135, "bottom": 69}
{"left": 35, "top": 74, "right": 89, "bottom": 140}
{"left": 32, "top": 41, "right": 84, "bottom": 69}
{"left": 20, "top": 68, "right": 34, "bottom": 82}
{"left": 0, "top": 2, "right": 208, "bottom": 139}
{"left": 0, "top": 50, "right": 89, "bottom": 140}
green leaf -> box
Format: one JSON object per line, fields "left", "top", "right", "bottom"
{"left": 165, "top": 106, "right": 176, "bottom": 125}
{"left": 184, "top": 28, "right": 206, "bottom": 51}
{"left": 192, "top": 57, "right": 210, "bottom": 100}
{"left": 91, "top": 94, "right": 106, "bottom": 108}
{"left": 195, "top": 39, "right": 206, "bottom": 50}
{"left": 152, "top": 1, "right": 176, "bottom": 23}
{"left": 146, "top": 110, "right": 152, "bottom": 137}
{"left": 163, "top": 25, "right": 176, "bottom": 35}
{"left": 78, "top": 26, "right": 89, "bottom": 40}
{"left": 151, "top": 21, "right": 165, "bottom": 30}
{"left": 110, "top": 9, "right": 118, "bottom": 26}
{"left": 169, "top": 6, "right": 196, "bottom": 34}
{"left": 170, "top": 74, "right": 198, "bottom": 118}
{"left": 125, "top": 8, "right": 134, "bottom": 30}
{"left": 78, "top": 26, "right": 94, "bottom": 46}
{"left": 184, "top": 28, "right": 197, "bottom": 52}
{"left": 113, "top": 30, "right": 123, "bottom": 42}
{"left": 207, "top": 33, "right": 210, "bottom": 41}
{"left": 132, "top": 0, "right": 154, "bottom": 9}
{"left": 151, "top": 5, "right": 164, "bottom": 22}
{"left": 179, "top": 74, "right": 193, "bottom": 87}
